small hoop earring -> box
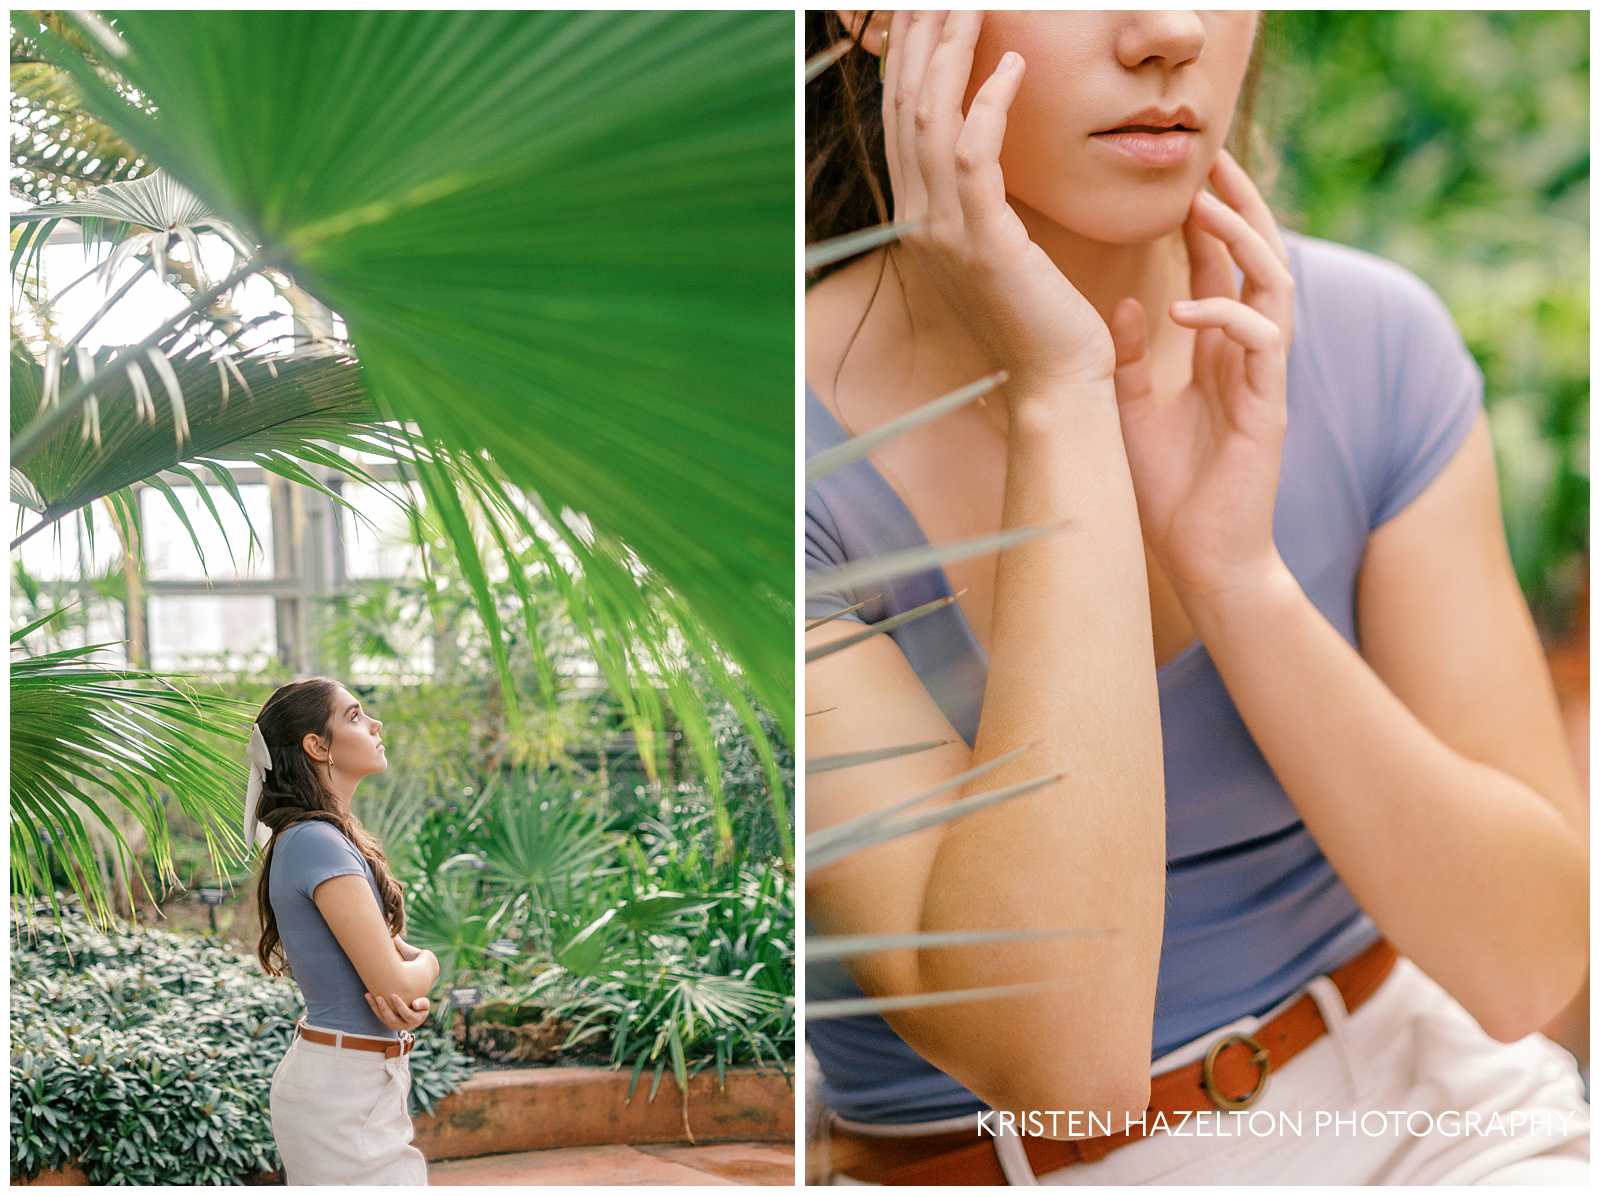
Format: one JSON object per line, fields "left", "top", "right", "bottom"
{"left": 878, "top": 25, "right": 890, "bottom": 81}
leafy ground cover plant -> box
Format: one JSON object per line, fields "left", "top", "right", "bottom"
{"left": 9, "top": 907, "right": 472, "bottom": 1184}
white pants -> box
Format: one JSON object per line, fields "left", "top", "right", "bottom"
{"left": 270, "top": 1022, "right": 429, "bottom": 1185}
{"left": 824, "top": 955, "right": 1589, "bottom": 1185}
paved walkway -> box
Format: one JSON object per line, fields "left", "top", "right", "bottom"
{"left": 428, "top": 1142, "right": 794, "bottom": 1185}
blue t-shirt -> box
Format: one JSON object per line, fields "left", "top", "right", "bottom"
{"left": 805, "top": 230, "right": 1485, "bottom": 1122}
{"left": 269, "top": 820, "right": 398, "bottom": 1039}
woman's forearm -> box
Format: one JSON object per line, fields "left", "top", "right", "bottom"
{"left": 1188, "top": 556, "right": 1588, "bottom": 1042}
{"left": 918, "top": 381, "right": 1167, "bottom": 1113}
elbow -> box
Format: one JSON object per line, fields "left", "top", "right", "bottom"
{"left": 1480, "top": 948, "right": 1589, "bottom": 1046}
{"left": 983, "top": 1058, "right": 1152, "bottom": 1139}
{"left": 1478, "top": 876, "right": 1593, "bottom": 1042}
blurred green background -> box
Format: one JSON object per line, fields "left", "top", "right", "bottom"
{"left": 1257, "top": 9, "right": 1588, "bottom": 636}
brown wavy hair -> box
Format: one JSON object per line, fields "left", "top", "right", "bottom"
{"left": 253, "top": 677, "right": 404, "bottom": 977}
{"left": 806, "top": 10, "right": 1281, "bottom": 278}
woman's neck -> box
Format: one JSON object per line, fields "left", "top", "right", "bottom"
{"left": 860, "top": 208, "right": 1193, "bottom": 428}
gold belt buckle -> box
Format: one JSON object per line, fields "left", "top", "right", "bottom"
{"left": 1201, "top": 1032, "right": 1271, "bottom": 1111}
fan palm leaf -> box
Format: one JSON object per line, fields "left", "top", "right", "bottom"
{"left": 13, "top": 335, "right": 786, "bottom": 848}
{"left": 30, "top": 10, "right": 795, "bottom": 729}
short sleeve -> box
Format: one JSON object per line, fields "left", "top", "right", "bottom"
{"left": 806, "top": 487, "right": 865, "bottom": 626}
{"left": 281, "top": 822, "right": 367, "bottom": 901}
{"left": 1368, "top": 272, "right": 1485, "bottom": 530}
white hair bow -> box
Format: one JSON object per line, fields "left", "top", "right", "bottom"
{"left": 243, "top": 723, "right": 273, "bottom": 850}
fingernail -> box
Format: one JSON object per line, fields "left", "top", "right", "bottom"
{"left": 1000, "top": 51, "right": 1021, "bottom": 73}
{"left": 1195, "top": 190, "right": 1220, "bottom": 208}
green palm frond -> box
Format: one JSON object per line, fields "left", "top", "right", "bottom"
{"left": 32, "top": 10, "right": 795, "bottom": 729}
{"left": 13, "top": 334, "right": 784, "bottom": 846}
{"left": 475, "top": 784, "right": 619, "bottom": 901}
{"left": 9, "top": 608, "right": 252, "bottom": 931}
{"left": 350, "top": 780, "right": 430, "bottom": 886}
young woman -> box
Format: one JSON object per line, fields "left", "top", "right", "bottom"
{"left": 246, "top": 677, "right": 442, "bottom": 1184}
{"left": 805, "top": 10, "right": 1589, "bottom": 1185}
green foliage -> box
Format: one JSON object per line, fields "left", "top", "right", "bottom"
{"left": 10, "top": 608, "right": 252, "bottom": 929}
{"left": 30, "top": 9, "right": 795, "bottom": 723}
{"left": 392, "top": 782, "right": 794, "bottom": 1087}
{"left": 9, "top": 908, "right": 471, "bottom": 1184}
{"left": 522, "top": 830, "right": 795, "bottom": 1100}
{"left": 1263, "top": 10, "right": 1588, "bottom": 630}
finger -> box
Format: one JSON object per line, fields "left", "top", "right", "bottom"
{"left": 891, "top": 11, "right": 948, "bottom": 223}
{"left": 1190, "top": 189, "right": 1294, "bottom": 339}
{"left": 914, "top": 10, "right": 982, "bottom": 228}
{"left": 1169, "top": 297, "right": 1287, "bottom": 402}
{"left": 412, "top": 997, "right": 430, "bottom": 1013}
{"left": 953, "top": 49, "right": 1027, "bottom": 244}
{"left": 880, "top": 10, "right": 914, "bottom": 217}
{"left": 1211, "top": 148, "right": 1289, "bottom": 270}
{"left": 1109, "top": 297, "right": 1154, "bottom": 406}
{"left": 1183, "top": 199, "right": 1237, "bottom": 302}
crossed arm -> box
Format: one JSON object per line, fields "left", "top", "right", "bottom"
{"left": 313, "top": 875, "right": 441, "bottom": 1008}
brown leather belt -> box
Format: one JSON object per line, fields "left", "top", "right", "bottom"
{"left": 829, "top": 936, "right": 1398, "bottom": 1185}
{"left": 294, "top": 1017, "right": 415, "bottom": 1059}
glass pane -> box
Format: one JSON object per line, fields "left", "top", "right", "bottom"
{"left": 14, "top": 509, "right": 125, "bottom": 582}
{"left": 10, "top": 596, "right": 127, "bottom": 664}
{"left": 32, "top": 238, "right": 293, "bottom": 354}
{"left": 148, "top": 595, "right": 276, "bottom": 671}
{"left": 141, "top": 482, "right": 273, "bottom": 581}
{"left": 340, "top": 483, "right": 425, "bottom": 579}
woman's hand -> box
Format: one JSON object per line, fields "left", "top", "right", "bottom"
{"left": 883, "top": 10, "right": 1116, "bottom": 398}
{"left": 1109, "top": 148, "right": 1296, "bottom": 607}
{"left": 392, "top": 933, "right": 420, "bottom": 962}
{"left": 364, "top": 991, "right": 430, "bottom": 1032}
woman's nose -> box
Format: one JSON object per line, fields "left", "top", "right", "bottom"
{"left": 1114, "top": 10, "right": 1206, "bottom": 72}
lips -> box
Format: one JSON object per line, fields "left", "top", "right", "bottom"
{"left": 1094, "top": 104, "right": 1200, "bottom": 135}
{"left": 1089, "top": 104, "right": 1201, "bottom": 169}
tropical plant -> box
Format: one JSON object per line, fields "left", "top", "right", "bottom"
{"left": 391, "top": 786, "right": 794, "bottom": 1090}
{"left": 10, "top": 10, "right": 798, "bottom": 920}
{"left": 17, "top": 9, "right": 794, "bottom": 723}
{"left": 10, "top": 606, "right": 252, "bottom": 929}
{"left": 1263, "top": 10, "right": 1587, "bottom": 631}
